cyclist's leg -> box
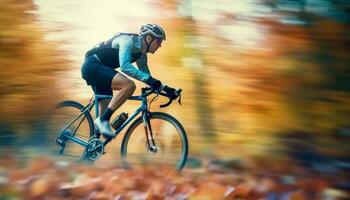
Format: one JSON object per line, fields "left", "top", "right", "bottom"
{"left": 98, "top": 99, "right": 110, "bottom": 116}
{"left": 91, "top": 84, "right": 115, "bottom": 136}
{"left": 92, "top": 73, "right": 135, "bottom": 114}
{"left": 108, "top": 73, "right": 136, "bottom": 111}
{"left": 82, "top": 55, "right": 135, "bottom": 112}
{"left": 82, "top": 55, "right": 116, "bottom": 118}
{"left": 91, "top": 85, "right": 111, "bottom": 116}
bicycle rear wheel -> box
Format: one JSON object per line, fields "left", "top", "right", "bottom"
{"left": 121, "top": 112, "right": 188, "bottom": 171}
{"left": 46, "top": 100, "right": 94, "bottom": 161}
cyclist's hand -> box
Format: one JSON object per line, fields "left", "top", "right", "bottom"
{"left": 146, "top": 76, "right": 162, "bottom": 91}
{"left": 163, "top": 86, "right": 177, "bottom": 99}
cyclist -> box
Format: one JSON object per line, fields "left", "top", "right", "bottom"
{"left": 81, "top": 23, "right": 177, "bottom": 137}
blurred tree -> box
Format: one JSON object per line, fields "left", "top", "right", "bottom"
{"left": 0, "top": 0, "right": 70, "bottom": 145}
{"left": 177, "top": 0, "right": 216, "bottom": 139}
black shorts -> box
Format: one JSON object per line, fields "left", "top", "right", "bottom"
{"left": 81, "top": 55, "right": 117, "bottom": 95}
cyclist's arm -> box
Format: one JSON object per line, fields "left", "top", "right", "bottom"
{"left": 136, "top": 54, "right": 151, "bottom": 75}
{"left": 115, "top": 38, "right": 150, "bottom": 82}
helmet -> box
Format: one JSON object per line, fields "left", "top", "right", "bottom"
{"left": 140, "top": 23, "right": 166, "bottom": 41}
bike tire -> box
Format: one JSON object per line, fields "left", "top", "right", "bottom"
{"left": 121, "top": 112, "right": 188, "bottom": 171}
{"left": 46, "top": 100, "right": 94, "bottom": 161}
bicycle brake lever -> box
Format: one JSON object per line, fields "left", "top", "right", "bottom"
{"left": 175, "top": 89, "right": 182, "bottom": 105}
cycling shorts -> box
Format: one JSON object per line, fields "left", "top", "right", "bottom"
{"left": 81, "top": 55, "right": 117, "bottom": 95}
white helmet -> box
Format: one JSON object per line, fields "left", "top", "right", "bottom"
{"left": 140, "top": 23, "right": 166, "bottom": 41}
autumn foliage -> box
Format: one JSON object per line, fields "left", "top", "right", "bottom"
{"left": 0, "top": 155, "right": 348, "bottom": 200}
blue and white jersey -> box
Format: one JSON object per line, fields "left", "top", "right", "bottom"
{"left": 86, "top": 33, "right": 151, "bottom": 82}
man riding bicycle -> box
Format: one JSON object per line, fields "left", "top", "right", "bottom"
{"left": 81, "top": 23, "right": 177, "bottom": 137}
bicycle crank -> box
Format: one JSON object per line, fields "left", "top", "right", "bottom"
{"left": 85, "top": 138, "right": 104, "bottom": 160}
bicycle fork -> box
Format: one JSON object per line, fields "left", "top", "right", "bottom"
{"left": 142, "top": 112, "right": 158, "bottom": 153}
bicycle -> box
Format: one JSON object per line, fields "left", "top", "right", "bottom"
{"left": 46, "top": 87, "right": 188, "bottom": 170}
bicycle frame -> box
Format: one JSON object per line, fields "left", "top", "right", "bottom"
{"left": 60, "top": 93, "right": 150, "bottom": 148}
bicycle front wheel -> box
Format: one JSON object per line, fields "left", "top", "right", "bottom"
{"left": 121, "top": 112, "right": 188, "bottom": 171}
{"left": 46, "top": 100, "right": 94, "bottom": 161}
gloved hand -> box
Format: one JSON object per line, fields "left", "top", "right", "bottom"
{"left": 163, "top": 86, "right": 177, "bottom": 99}
{"left": 146, "top": 76, "right": 162, "bottom": 91}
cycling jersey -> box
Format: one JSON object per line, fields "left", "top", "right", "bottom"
{"left": 85, "top": 33, "right": 151, "bottom": 82}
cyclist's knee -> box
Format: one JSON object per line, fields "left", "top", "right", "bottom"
{"left": 127, "top": 81, "right": 136, "bottom": 93}
{"left": 111, "top": 74, "right": 133, "bottom": 90}
{"left": 118, "top": 78, "right": 135, "bottom": 92}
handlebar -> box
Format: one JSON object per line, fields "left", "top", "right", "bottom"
{"left": 141, "top": 86, "right": 182, "bottom": 108}
{"left": 160, "top": 88, "right": 182, "bottom": 108}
